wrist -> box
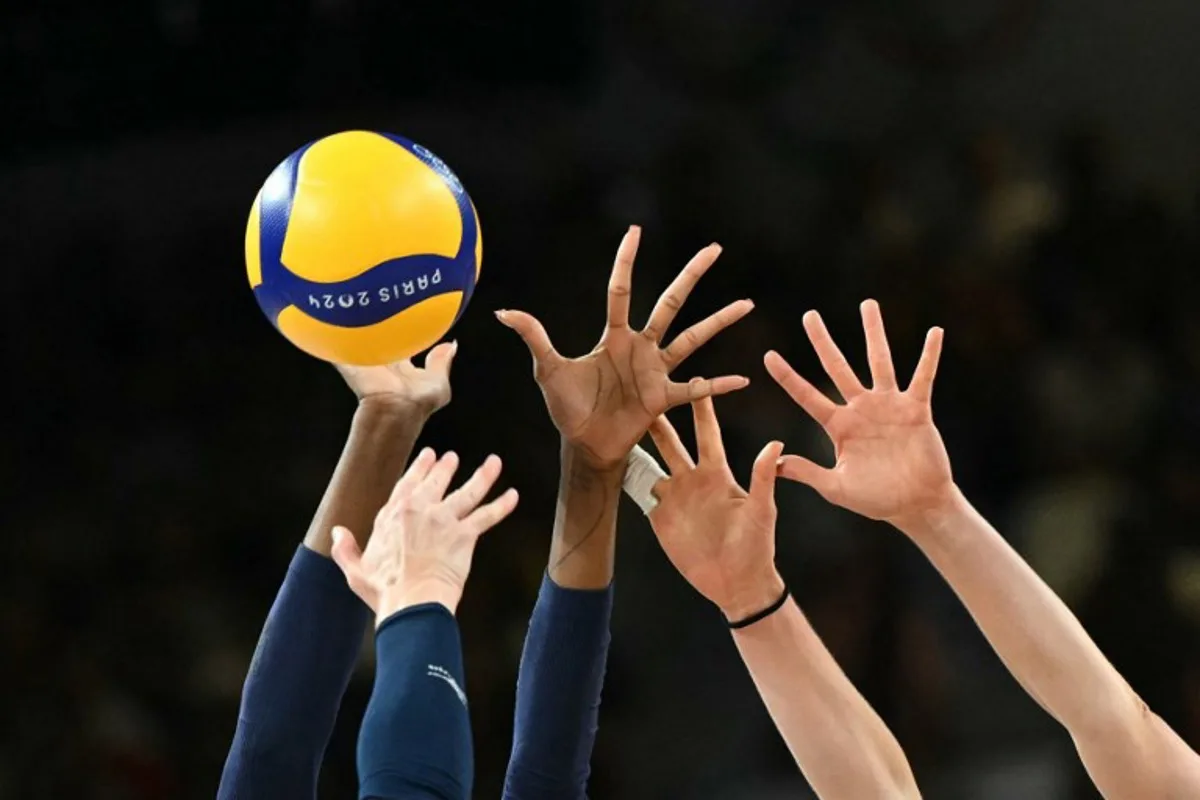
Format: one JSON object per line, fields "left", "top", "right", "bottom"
{"left": 719, "top": 569, "right": 787, "bottom": 624}
{"left": 561, "top": 439, "right": 626, "bottom": 484}
{"left": 354, "top": 395, "right": 436, "bottom": 427}
{"left": 891, "top": 484, "right": 973, "bottom": 545}
{"left": 562, "top": 438, "right": 628, "bottom": 475}
{"left": 376, "top": 579, "right": 462, "bottom": 625}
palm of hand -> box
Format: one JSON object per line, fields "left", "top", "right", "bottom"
{"left": 541, "top": 330, "right": 678, "bottom": 466}
{"left": 497, "top": 226, "right": 753, "bottom": 469}
{"left": 654, "top": 473, "right": 775, "bottom": 608}
{"left": 823, "top": 393, "right": 952, "bottom": 521}
{"left": 768, "top": 300, "right": 955, "bottom": 525}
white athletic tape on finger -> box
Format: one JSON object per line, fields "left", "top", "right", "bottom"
{"left": 623, "top": 445, "right": 668, "bottom": 515}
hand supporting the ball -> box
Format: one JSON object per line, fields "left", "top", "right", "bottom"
{"left": 496, "top": 225, "right": 753, "bottom": 471}
{"left": 646, "top": 398, "right": 785, "bottom": 621}
{"left": 765, "top": 300, "right": 953, "bottom": 529}
{"left": 337, "top": 340, "right": 457, "bottom": 417}
{"left": 330, "top": 448, "right": 519, "bottom": 621}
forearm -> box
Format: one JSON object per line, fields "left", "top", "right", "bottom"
{"left": 547, "top": 439, "right": 623, "bottom": 589}
{"left": 503, "top": 441, "right": 620, "bottom": 799}
{"left": 305, "top": 400, "right": 432, "bottom": 557}
{"left": 733, "top": 599, "right": 919, "bottom": 800}
{"left": 359, "top": 604, "right": 473, "bottom": 800}
{"left": 899, "top": 489, "right": 1197, "bottom": 796}
{"left": 901, "top": 490, "right": 1138, "bottom": 733}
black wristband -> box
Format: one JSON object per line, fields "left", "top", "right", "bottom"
{"left": 727, "top": 585, "right": 790, "bottom": 630}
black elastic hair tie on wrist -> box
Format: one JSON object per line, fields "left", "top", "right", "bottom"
{"left": 727, "top": 585, "right": 790, "bottom": 630}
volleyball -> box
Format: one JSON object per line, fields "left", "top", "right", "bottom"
{"left": 245, "top": 130, "right": 481, "bottom": 365}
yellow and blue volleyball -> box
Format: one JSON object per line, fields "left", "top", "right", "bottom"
{"left": 245, "top": 130, "right": 481, "bottom": 365}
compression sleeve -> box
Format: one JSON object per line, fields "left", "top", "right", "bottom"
{"left": 218, "top": 545, "right": 371, "bottom": 800}
{"left": 502, "top": 575, "right": 614, "bottom": 800}
{"left": 358, "top": 603, "right": 473, "bottom": 800}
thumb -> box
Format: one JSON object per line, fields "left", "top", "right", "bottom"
{"left": 495, "top": 309, "right": 561, "bottom": 371}
{"left": 330, "top": 526, "right": 367, "bottom": 594}
{"left": 776, "top": 454, "right": 837, "bottom": 500}
{"left": 749, "top": 441, "right": 785, "bottom": 505}
{"left": 423, "top": 340, "right": 458, "bottom": 377}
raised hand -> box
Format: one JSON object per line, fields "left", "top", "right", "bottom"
{"left": 336, "top": 340, "right": 457, "bottom": 415}
{"left": 765, "top": 299, "right": 953, "bottom": 526}
{"left": 329, "top": 447, "right": 519, "bottom": 619}
{"left": 496, "top": 225, "right": 753, "bottom": 469}
{"left": 646, "top": 398, "right": 786, "bottom": 621}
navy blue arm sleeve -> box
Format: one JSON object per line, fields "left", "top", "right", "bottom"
{"left": 218, "top": 545, "right": 371, "bottom": 800}
{"left": 503, "top": 575, "right": 614, "bottom": 800}
{"left": 358, "top": 603, "right": 473, "bottom": 800}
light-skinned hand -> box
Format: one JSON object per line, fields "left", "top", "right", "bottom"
{"left": 330, "top": 447, "right": 519, "bottom": 621}
{"left": 764, "top": 299, "right": 953, "bottom": 529}
{"left": 646, "top": 397, "right": 786, "bottom": 622}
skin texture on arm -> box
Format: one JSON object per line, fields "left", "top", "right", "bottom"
{"left": 767, "top": 299, "right": 1200, "bottom": 799}
{"left": 643, "top": 398, "right": 920, "bottom": 800}
{"left": 306, "top": 342, "right": 458, "bottom": 558}
{"left": 498, "top": 225, "right": 755, "bottom": 798}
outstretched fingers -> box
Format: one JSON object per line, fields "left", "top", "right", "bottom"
{"left": 748, "top": 440, "right": 785, "bottom": 505}
{"left": 803, "top": 310, "right": 865, "bottom": 401}
{"left": 664, "top": 374, "right": 749, "bottom": 408}
{"left": 908, "top": 326, "right": 944, "bottom": 403}
{"left": 606, "top": 225, "right": 641, "bottom": 329}
{"left": 442, "top": 455, "right": 503, "bottom": 518}
{"left": 776, "top": 454, "right": 838, "bottom": 500}
{"left": 495, "top": 309, "right": 563, "bottom": 376}
{"left": 763, "top": 351, "right": 838, "bottom": 428}
{"left": 643, "top": 243, "right": 722, "bottom": 342}
{"left": 416, "top": 451, "right": 460, "bottom": 502}
{"left": 421, "top": 339, "right": 459, "bottom": 378}
{"left": 662, "top": 298, "right": 754, "bottom": 369}
{"left": 691, "top": 397, "right": 727, "bottom": 465}
{"left": 387, "top": 447, "right": 438, "bottom": 506}
{"left": 648, "top": 414, "right": 695, "bottom": 475}
{"left": 462, "top": 488, "right": 520, "bottom": 535}
{"left": 860, "top": 299, "right": 897, "bottom": 391}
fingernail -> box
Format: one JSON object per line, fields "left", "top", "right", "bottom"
{"left": 449, "top": 339, "right": 458, "bottom": 351}
{"left": 331, "top": 527, "right": 345, "bottom": 544}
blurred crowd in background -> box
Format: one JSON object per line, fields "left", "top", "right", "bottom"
{"left": 3, "top": 1, "right": 1200, "bottom": 798}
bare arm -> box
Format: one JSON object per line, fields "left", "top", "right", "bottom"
{"left": 548, "top": 440, "right": 623, "bottom": 588}
{"left": 644, "top": 400, "right": 920, "bottom": 800}
{"left": 900, "top": 490, "right": 1200, "bottom": 799}
{"left": 768, "top": 300, "right": 1200, "bottom": 800}
{"left": 500, "top": 226, "right": 752, "bottom": 799}
{"left": 733, "top": 596, "right": 920, "bottom": 799}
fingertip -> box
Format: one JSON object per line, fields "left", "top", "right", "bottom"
{"left": 802, "top": 309, "right": 820, "bottom": 328}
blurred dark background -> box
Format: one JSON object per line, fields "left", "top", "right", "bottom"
{"left": 3, "top": 0, "right": 1200, "bottom": 797}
